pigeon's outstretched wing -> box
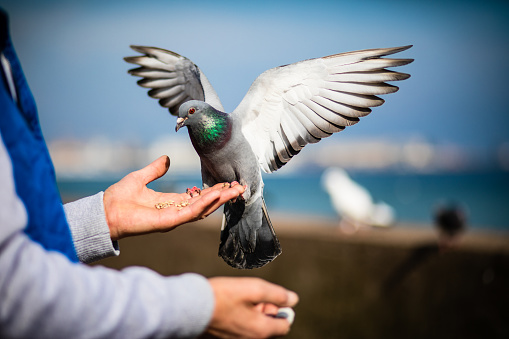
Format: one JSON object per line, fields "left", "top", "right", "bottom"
{"left": 233, "top": 46, "right": 413, "bottom": 173}
{"left": 124, "top": 45, "right": 224, "bottom": 115}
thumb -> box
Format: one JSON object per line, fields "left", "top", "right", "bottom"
{"left": 137, "top": 155, "right": 170, "bottom": 185}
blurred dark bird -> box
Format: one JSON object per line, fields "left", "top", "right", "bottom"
{"left": 125, "top": 45, "right": 413, "bottom": 269}
{"left": 434, "top": 202, "right": 468, "bottom": 250}
{"left": 383, "top": 202, "right": 468, "bottom": 293}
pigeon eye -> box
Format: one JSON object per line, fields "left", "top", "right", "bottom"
{"left": 188, "top": 107, "right": 196, "bottom": 114}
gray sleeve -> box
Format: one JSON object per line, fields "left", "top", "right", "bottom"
{"left": 0, "top": 237, "right": 215, "bottom": 339}
{"left": 64, "top": 192, "right": 120, "bottom": 263}
{"left": 0, "top": 134, "right": 215, "bottom": 339}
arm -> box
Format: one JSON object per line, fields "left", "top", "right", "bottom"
{"left": 0, "top": 135, "right": 214, "bottom": 339}
{"left": 64, "top": 155, "right": 245, "bottom": 263}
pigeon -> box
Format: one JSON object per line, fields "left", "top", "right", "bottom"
{"left": 124, "top": 45, "right": 413, "bottom": 269}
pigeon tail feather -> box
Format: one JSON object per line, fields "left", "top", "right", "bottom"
{"left": 219, "top": 197, "right": 281, "bottom": 269}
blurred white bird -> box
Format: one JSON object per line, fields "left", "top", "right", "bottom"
{"left": 321, "top": 167, "right": 395, "bottom": 233}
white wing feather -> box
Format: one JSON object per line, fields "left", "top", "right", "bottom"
{"left": 234, "top": 46, "right": 413, "bottom": 173}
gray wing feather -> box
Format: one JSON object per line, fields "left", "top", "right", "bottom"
{"left": 125, "top": 45, "right": 223, "bottom": 115}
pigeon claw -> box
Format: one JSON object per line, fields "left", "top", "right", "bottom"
{"left": 239, "top": 185, "right": 248, "bottom": 201}
{"left": 186, "top": 186, "right": 202, "bottom": 197}
{"left": 228, "top": 182, "right": 243, "bottom": 203}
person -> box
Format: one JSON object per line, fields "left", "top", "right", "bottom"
{"left": 0, "top": 8, "right": 298, "bottom": 339}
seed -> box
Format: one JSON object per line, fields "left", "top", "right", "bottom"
{"left": 155, "top": 200, "right": 175, "bottom": 209}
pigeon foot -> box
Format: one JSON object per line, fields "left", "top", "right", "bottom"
{"left": 186, "top": 186, "right": 201, "bottom": 197}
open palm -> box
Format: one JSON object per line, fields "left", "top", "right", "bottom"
{"left": 103, "top": 155, "right": 244, "bottom": 240}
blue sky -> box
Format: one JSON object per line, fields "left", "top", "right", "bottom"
{"left": 2, "top": 0, "right": 509, "bottom": 153}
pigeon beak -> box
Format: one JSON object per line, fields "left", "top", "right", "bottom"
{"left": 175, "top": 117, "right": 188, "bottom": 132}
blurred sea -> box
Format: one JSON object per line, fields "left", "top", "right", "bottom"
{"left": 57, "top": 170, "right": 509, "bottom": 231}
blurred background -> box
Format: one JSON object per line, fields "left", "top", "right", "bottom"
{"left": 2, "top": 0, "right": 508, "bottom": 338}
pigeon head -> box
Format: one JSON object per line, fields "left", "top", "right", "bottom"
{"left": 176, "top": 100, "right": 232, "bottom": 150}
{"left": 175, "top": 100, "right": 209, "bottom": 132}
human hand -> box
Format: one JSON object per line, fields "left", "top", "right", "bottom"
{"left": 204, "top": 277, "right": 299, "bottom": 339}
{"left": 103, "top": 155, "right": 245, "bottom": 240}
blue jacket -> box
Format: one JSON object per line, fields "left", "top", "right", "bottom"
{"left": 0, "top": 9, "right": 78, "bottom": 262}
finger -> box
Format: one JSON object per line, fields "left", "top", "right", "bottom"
{"left": 249, "top": 280, "right": 299, "bottom": 308}
{"left": 219, "top": 183, "right": 245, "bottom": 198}
{"left": 207, "top": 182, "right": 243, "bottom": 192}
{"left": 182, "top": 190, "right": 222, "bottom": 220}
{"left": 221, "top": 186, "right": 245, "bottom": 201}
{"left": 176, "top": 184, "right": 245, "bottom": 222}
{"left": 196, "top": 185, "right": 245, "bottom": 218}
{"left": 135, "top": 155, "right": 170, "bottom": 185}
{"left": 194, "top": 194, "right": 232, "bottom": 219}
{"left": 255, "top": 302, "right": 280, "bottom": 316}
{"left": 195, "top": 184, "right": 244, "bottom": 204}
{"left": 251, "top": 312, "right": 293, "bottom": 338}
{"left": 206, "top": 182, "right": 231, "bottom": 191}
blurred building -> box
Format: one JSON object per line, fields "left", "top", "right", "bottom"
{"left": 48, "top": 136, "right": 197, "bottom": 178}
{"left": 48, "top": 136, "right": 506, "bottom": 178}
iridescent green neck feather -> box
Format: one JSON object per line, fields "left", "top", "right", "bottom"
{"left": 189, "top": 110, "right": 231, "bottom": 152}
